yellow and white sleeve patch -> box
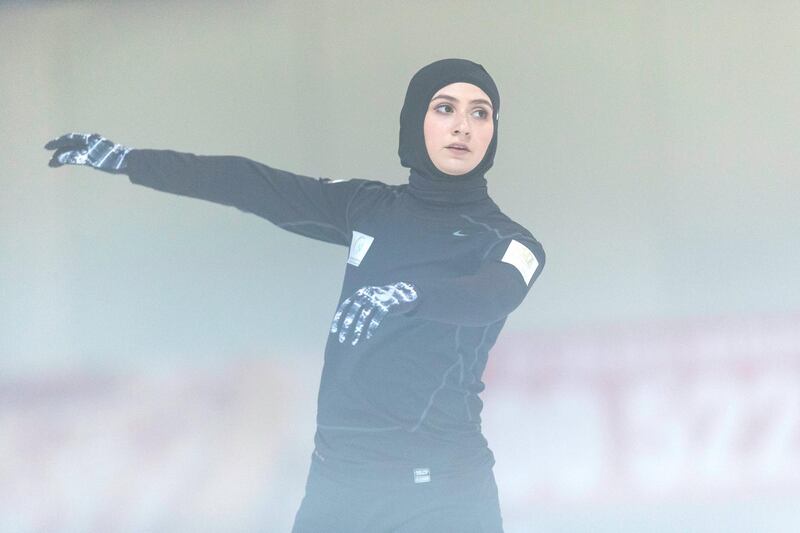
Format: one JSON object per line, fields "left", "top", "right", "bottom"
{"left": 501, "top": 239, "right": 539, "bottom": 285}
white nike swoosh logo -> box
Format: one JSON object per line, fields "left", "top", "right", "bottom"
{"left": 452, "top": 230, "right": 468, "bottom": 237}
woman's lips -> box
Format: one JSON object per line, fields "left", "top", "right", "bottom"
{"left": 445, "top": 144, "right": 470, "bottom": 154}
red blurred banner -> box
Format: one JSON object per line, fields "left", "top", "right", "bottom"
{"left": 485, "top": 313, "right": 800, "bottom": 505}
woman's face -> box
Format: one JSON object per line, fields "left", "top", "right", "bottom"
{"left": 423, "top": 82, "right": 494, "bottom": 176}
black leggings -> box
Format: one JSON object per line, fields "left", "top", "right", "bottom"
{"left": 292, "top": 458, "right": 504, "bottom": 532}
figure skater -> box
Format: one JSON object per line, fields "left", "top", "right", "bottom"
{"left": 45, "top": 58, "right": 545, "bottom": 532}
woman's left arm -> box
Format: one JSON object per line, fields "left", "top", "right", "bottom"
{"left": 409, "top": 237, "right": 545, "bottom": 327}
{"left": 330, "top": 237, "right": 545, "bottom": 344}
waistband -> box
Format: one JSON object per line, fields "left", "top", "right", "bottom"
{"left": 308, "top": 446, "right": 495, "bottom": 490}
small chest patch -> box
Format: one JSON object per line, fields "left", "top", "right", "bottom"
{"left": 501, "top": 239, "right": 539, "bottom": 285}
{"left": 413, "top": 468, "right": 431, "bottom": 484}
{"left": 347, "top": 231, "right": 374, "bottom": 267}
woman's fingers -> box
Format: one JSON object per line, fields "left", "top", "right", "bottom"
{"left": 48, "top": 147, "right": 88, "bottom": 167}
{"left": 366, "top": 306, "right": 389, "bottom": 340}
{"left": 339, "top": 297, "right": 364, "bottom": 344}
{"left": 44, "top": 132, "right": 90, "bottom": 151}
{"left": 330, "top": 297, "right": 352, "bottom": 334}
{"left": 350, "top": 305, "right": 376, "bottom": 346}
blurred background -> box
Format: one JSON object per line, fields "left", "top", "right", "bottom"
{"left": 1, "top": 0, "right": 798, "bottom": 531}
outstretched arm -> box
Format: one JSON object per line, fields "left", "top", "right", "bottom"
{"left": 45, "top": 132, "right": 373, "bottom": 246}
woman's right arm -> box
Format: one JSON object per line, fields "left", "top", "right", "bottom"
{"left": 45, "top": 133, "right": 374, "bottom": 246}
{"left": 126, "top": 149, "right": 370, "bottom": 246}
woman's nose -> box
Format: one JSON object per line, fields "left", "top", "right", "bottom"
{"left": 453, "top": 114, "right": 470, "bottom": 135}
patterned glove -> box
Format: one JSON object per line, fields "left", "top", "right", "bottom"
{"left": 330, "top": 282, "right": 419, "bottom": 346}
{"left": 44, "top": 132, "right": 133, "bottom": 174}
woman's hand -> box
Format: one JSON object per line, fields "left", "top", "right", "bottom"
{"left": 45, "top": 132, "right": 133, "bottom": 174}
{"left": 330, "top": 282, "right": 419, "bottom": 346}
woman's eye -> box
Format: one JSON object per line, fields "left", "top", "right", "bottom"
{"left": 434, "top": 103, "right": 454, "bottom": 113}
{"left": 472, "top": 108, "right": 489, "bottom": 119}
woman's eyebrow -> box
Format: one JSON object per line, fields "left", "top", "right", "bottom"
{"left": 431, "top": 93, "right": 493, "bottom": 109}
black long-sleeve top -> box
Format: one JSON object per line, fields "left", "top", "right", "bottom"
{"left": 125, "top": 150, "right": 545, "bottom": 482}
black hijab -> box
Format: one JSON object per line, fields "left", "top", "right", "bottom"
{"left": 399, "top": 58, "right": 500, "bottom": 205}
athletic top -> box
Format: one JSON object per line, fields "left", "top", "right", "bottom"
{"left": 125, "top": 149, "right": 545, "bottom": 483}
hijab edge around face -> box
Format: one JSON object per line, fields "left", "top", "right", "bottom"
{"left": 398, "top": 58, "right": 501, "bottom": 182}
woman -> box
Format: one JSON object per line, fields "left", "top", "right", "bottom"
{"left": 45, "top": 58, "right": 545, "bottom": 532}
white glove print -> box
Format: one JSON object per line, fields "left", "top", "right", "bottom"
{"left": 330, "top": 282, "right": 418, "bottom": 346}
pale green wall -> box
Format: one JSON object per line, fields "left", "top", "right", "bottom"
{"left": 2, "top": 1, "right": 798, "bottom": 371}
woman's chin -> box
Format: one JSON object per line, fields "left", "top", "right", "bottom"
{"left": 435, "top": 162, "right": 478, "bottom": 176}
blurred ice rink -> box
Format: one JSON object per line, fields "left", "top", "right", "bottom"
{"left": 2, "top": 315, "right": 798, "bottom": 532}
